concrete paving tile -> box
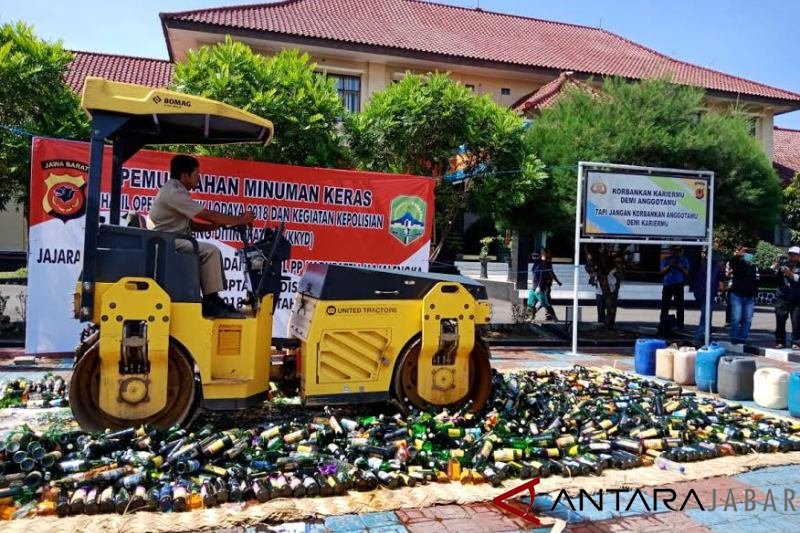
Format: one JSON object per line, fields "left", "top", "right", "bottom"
{"left": 612, "top": 514, "right": 670, "bottom": 532}
{"left": 468, "top": 511, "right": 526, "bottom": 527}
{"left": 532, "top": 494, "right": 584, "bottom": 523}
{"left": 683, "top": 508, "right": 733, "bottom": 527}
{"left": 497, "top": 529, "right": 552, "bottom": 533}
{"left": 368, "top": 526, "right": 409, "bottom": 533}
{"left": 423, "top": 504, "right": 470, "bottom": 520}
{"left": 565, "top": 523, "right": 613, "bottom": 533}
{"left": 588, "top": 518, "right": 625, "bottom": 533}
{"left": 442, "top": 517, "right": 502, "bottom": 533}
{"left": 464, "top": 502, "right": 498, "bottom": 515}
{"left": 713, "top": 518, "right": 766, "bottom": 533}
{"left": 395, "top": 509, "right": 428, "bottom": 524}
{"left": 360, "top": 511, "right": 400, "bottom": 529}
{"left": 740, "top": 465, "right": 800, "bottom": 486}
{"left": 568, "top": 503, "right": 616, "bottom": 522}
{"left": 508, "top": 515, "right": 546, "bottom": 529}
{"left": 404, "top": 522, "right": 447, "bottom": 533}
{"left": 651, "top": 511, "right": 710, "bottom": 531}
{"left": 324, "top": 514, "right": 367, "bottom": 532}
{"left": 598, "top": 518, "right": 656, "bottom": 533}
{"left": 758, "top": 515, "right": 800, "bottom": 533}
{"left": 492, "top": 502, "right": 542, "bottom": 528}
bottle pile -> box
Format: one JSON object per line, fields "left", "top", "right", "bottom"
{"left": 0, "top": 375, "right": 68, "bottom": 409}
{"left": 1, "top": 365, "right": 799, "bottom": 519}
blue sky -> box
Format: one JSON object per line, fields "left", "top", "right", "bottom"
{"left": 2, "top": 0, "right": 798, "bottom": 128}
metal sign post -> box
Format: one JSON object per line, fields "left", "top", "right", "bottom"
{"left": 571, "top": 162, "right": 715, "bottom": 355}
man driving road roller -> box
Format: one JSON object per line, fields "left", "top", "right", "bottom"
{"left": 149, "top": 154, "right": 255, "bottom": 318}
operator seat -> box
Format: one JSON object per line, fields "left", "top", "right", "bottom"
{"left": 95, "top": 220, "right": 202, "bottom": 303}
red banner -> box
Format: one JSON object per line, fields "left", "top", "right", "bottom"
{"left": 27, "top": 137, "right": 434, "bottom": 354}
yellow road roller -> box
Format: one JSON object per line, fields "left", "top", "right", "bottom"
{"left": 70, "top": 77, "right": 493, "bottom": 431}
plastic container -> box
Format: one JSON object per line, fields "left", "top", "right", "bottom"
{"left": 635, "top": 339, "right": 667, "bottom": 376}
{"left": 717, "top": 356, "right": 757, "bottom": 401}
{"left": 753, "top": 367, "right": 790, "bottom": 410}
{"left": 655, "top": 346, "right": 677, "bottom": 380}
{"left": 673, "top": 347, "right": 697, "bottom": 385}
{"left": 789, "top": 372, "right": 800, "bottom": 417}
{"left": 695, "top": 343, "right": 726, "bottom": 393}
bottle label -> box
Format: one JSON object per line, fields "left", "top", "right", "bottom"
{"left": 260, "top": 426, "right": 281, "bottom": 440}
{"left": 493, "top": 449, "right": 517, "bottom": 462}
{"left": 284, "top": 430, "right": 305, "bottom": 444}
{"left": 556, "top": 435, "right": 575, "bottom": 448}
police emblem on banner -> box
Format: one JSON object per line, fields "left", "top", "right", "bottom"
{"left": 590, "top": 181, "right": 607, "bottom": 194}
{"left": 694, "top": 181, "right": 706, "bottom": 200}
{"left": 42, "top": 173, "right": 87, "bottom": 222}
{"left": 389, "top": 195, "right": 427, "bottom": 245}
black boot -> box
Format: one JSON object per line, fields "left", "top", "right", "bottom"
{"left": 202, "top": 294, "right": 244, "bottom": 318}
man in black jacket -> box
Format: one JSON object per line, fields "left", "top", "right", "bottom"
{"left": 728, "top": 245, "right": 758, "bottom": 345}
{"left": 773, "top": 246, "right": 800, "bottom": 349}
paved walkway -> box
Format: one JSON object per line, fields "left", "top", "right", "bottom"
{"left": 246, "top": 464, "right": 800, "bottom": 532}
{"left": 233, "top": 348, "right": 800, "bottom": 532}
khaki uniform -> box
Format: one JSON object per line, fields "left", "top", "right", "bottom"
{"left": 150, "top": 179, "right": 225, "bottom": 295}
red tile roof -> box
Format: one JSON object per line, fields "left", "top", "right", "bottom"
{"left": 512, "top": 71, "right": 597, "bottom": 113}
{"left": 161, "top": 0, "right": 800, "bottom": 103}
{"left": 774, "top": 127, "right": 800, "bottom": 183}
{"left": 65, "top": 51, "right": 173, "bottom": 93}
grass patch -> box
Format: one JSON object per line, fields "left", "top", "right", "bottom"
{"left": 0, "top": 267, "right": 26, "bottom": 279}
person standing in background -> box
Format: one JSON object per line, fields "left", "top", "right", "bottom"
{"left": 772, "top": 246, "right": 800, "bottom": 349}
{"left": 527, "top": 251, "right": 542, "bottom": 319}
{"left": 530, "top": 250, "right": 558, "bottom": 322}
{"left": 541, "top": 248, "right": 562, "bottom": 321}
{"left": 585, "top": 253, "right": 606, "bottom": 323}
{"left": 658, "top": 245, "right": 690, "bottom": 336}
{"left": 728, "top": 245, "right": 759, "bottom": 344}
{"left": 691, "top": 246, "right": 724, "bottom": 347}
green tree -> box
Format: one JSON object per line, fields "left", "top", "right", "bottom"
{"left": 0, "top": 22, "right": 88, "bottom": 211}
{"left": 528, "top": 77, "right": 780, "bottom": 235}
{"left": 527, "top": 77, "right": 781, "bottom": 328}
{"left": 782, "top": 173, "right": 800, "bottom": 242}
{"left": 346, "top": 73, "right": 546, "bottom": 259}
{"left": 754, "top": 240, "right": 783, "bottom": 271}
{"left": 171, "top": 38, "right": 347, "bottom": 167}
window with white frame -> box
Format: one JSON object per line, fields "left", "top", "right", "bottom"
{"left": 747, "top": 116, "right": 762, "bottom": 139}
{"left": 327, "top": 73, "right": 361, "bottom": 113}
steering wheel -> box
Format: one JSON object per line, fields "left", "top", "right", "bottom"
{"left": 256, "top": 221, "right": 286, "bottom": 299}
{"left": 233, "top": 223, "right": 253, "bottom": 248}
{"left": 265, "top": 221, "right": 286, "bottom": 266}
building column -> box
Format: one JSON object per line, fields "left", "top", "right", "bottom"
{"left": 510, "top": 230, "right": 535, "bottom": 288}
{"left": 365, "top": 62, "right": 387, "bottom": 107}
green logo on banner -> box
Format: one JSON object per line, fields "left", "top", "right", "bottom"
{"left": 389, "top": 195, "right": 427, "bottom": 245}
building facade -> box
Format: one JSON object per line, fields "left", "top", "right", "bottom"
{"left": 3, "top": 0, "right": 800, "bottom": 254}
{"left": 158, "top": 0, "right": 800, "bottom": 156}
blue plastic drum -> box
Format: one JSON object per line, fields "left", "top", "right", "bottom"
{"left": 789, "top": 371, "right": 800, "bottom": 418}
{"left": 635, "top": 338, "right": 667, "bottom": 376}
{"left": 695, "top": 343, "right": 726, "bottom": 393}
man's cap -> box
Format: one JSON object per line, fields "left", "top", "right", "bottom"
{"left": 788, "top": 246, "right": 800, "bottom": 255}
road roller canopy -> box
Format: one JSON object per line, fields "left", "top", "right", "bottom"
{"left": 80, "top": 77, "right": 274, "bottom": 146}
{"left": 78, "top": 77, "right": 276, "bottom": 320}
